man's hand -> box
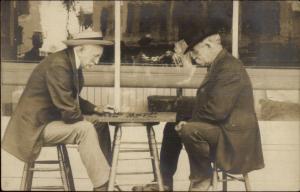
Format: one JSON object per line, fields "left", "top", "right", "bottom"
{"left": 175, "top": 121, "right": 187, "bottom": 132}
{"left": 94, "top": 105, "right": 116, "bottom": 114}
{"left": 172, "top": 53, "right": 183, "bottom": 66}
{"left": 104, "top": 105, "right": 117, "bottom": 113}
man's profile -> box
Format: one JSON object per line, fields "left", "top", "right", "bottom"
{"left": 2, "top": 30, "right": 115, "bottom": 191}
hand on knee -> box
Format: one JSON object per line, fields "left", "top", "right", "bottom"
{"left": 178, "top": 123, "right": 192, "bottom": 140}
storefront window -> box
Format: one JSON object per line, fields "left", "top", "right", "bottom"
{"left": 1, "top": 0, "right": 115, "bottom": 64}
{"left": 240, "top": 1, "right": 300, "bottom": 67}
{"left": 1, "top": 0, "right": 299, "bottom": 68}
{"left": 120, "top": 1, "right": 232, "bottom": 66}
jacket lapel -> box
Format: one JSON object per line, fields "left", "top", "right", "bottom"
{"left": 66, "top": 48, "right": 80, "bottom": 93}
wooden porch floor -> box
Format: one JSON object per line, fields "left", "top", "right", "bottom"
{"left": 1, "top": 116, "right": 299, "bottom": 191}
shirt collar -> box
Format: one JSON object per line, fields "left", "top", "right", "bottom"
{"left": 73, "top": 48, "right": 81, "bottom": 69}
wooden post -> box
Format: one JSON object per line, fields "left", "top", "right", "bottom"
{"left": 114, "top": 1, "right": 121, "bottom": 111}
{"left": 232, "top": 1, "right": 239, "bottom": 58}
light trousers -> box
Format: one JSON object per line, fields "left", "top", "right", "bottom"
{"left": 41, "top": 120, "right": 110, "bottom": 188}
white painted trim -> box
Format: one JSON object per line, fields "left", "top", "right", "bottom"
{"left": 114, "top": 1, "right": 121, "bottom": 111}
{"left": 232, "top": 1, "right": 239, "bottom": 58}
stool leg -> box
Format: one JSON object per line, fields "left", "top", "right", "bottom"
{"left": 147, "top": 125, "right": 164, "bottom": 191}
{"left": 222, "top": 172, "right": 227, "bottom": 191}
{"left": 147, "top": 127, "right": 158, "bottom": 182}
{"left": 243, "top": 173, "right": 251, "bottom": 191}
{"left": 20, "top": 162, "right": 35, "bottom": 191}
{"left": 108, "top": 126, "right": 122, "bottom": 191}
{"left": 58, "top": 144, "right": 76, "bottom": 191}
{"left": 57, "top": 145, "right": 70, "bottom": 191}
{"left": 212, "top": 163, "right": 218, "bottom": 191}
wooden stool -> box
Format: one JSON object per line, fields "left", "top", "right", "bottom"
{"left": 20, "top": 144, "right": 75, "bottom": 191}
{"left": 212, "top": 163, "right": 251, "bottom": 191}
{"left": 108, "top": 122, "right": 164, "bottom": 191}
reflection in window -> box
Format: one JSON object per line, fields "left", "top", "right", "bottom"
{"left": 121, "top": 1, "right": 232, "bottom": 66}
{"left": 1, "top": 0, "right": 115, "bottom": 64}
{"left": 1, "top": 1, "right": 299, "bottom": 68}
{"left": 240, "top": 1, "right": 300, "bottom": 67}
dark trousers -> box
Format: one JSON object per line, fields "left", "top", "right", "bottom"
{"left": 160, "top": 121, "right": 220, "bottom": 188}
{"left": 160, "top": 122, "right": 183, "bottom": 188}
{"left": 180, "top": 121, "right": 220, "bottom": 182}
{"left": 95, "top": 122, "right": 112, "bottom": 165}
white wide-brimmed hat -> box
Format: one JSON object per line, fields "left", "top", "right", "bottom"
{"left": 63, "top": 30, "right": 113, "bottom": 46}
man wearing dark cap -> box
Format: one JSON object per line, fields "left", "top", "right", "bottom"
{"left": 149, "top": 20, "right": 264, "bottom": 191}
{"left": 173, "top": 22, "right": 265, "bottom": 190}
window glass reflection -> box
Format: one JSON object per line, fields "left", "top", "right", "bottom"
{"left": 240, "top": 1, "right": 300, "bottom": 67}
{"left": 118, "top": 1, "right": 233, "bottom": 66}
{"left": 1, "top": 0, "right": 115, "bottom": 64}
{"left": 1, "top": 1, "right": 299, "bottom": 67}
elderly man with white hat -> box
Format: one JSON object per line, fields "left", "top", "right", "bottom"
{"left": 2, "top": 30, "right": 114, "bottom": 191}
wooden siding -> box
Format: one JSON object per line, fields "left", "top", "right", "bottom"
{"left": 2, "top": 62, "right": 299, "bottom": 112}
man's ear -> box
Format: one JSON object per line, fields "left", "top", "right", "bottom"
{"left": 207, "top": 34, "right": 221, "bottom": 49}
{"left": 208, "top": 34, "right": 221, "bottom": 43}
{"left": 215, "top": 34, "right": 221, "bottom": 45}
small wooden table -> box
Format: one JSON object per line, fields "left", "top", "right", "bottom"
{"left": 94, "top": 112, "right": 176, "bottom": 123}
{"left": 95, "top": 112, "right": 176, "bottom": 191}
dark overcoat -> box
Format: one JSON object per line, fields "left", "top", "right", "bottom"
{"left": 2, "top": 48, "right": 96, "bottom": 162}
{"left": 190, "top": 49, "right": 264, "bottom": 174}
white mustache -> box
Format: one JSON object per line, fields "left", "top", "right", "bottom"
{"left": 83, "top": 63, "right": 96, "bottom": 69}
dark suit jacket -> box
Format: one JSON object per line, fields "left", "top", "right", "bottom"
{"left": 190, "top": 49, "right": 264, "bottom": 174}
{"left": 2, "top": 48, "right": 96, "bottom": 162}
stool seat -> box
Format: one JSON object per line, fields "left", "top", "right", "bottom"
{"left": 20, "top": 144, "right": 75, "bottom": 191}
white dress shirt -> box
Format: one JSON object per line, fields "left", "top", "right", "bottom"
{"left": 73, "top": 48, "right": 81, "bottom": 69}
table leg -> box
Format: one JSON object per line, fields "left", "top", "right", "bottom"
{"left": 108, "top": 125, "right": 122, "bottom": 191}
{"left": 147, "top": 125, "right": 164, "bottom": 191}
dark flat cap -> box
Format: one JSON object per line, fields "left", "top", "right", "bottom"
{"left": 184, "top": 18, "right": 228, "bottom": 54}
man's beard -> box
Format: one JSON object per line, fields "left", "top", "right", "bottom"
{"left": 82, "top": 63, "right": 94, "bottom": 69}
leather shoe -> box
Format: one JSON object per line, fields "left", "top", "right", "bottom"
{"left": 189, "top": 178, "right": 211, "bottom": 191}
{"left": 132, "top": 183, "right": 172, "bottom": 191}
{"left": 94, "top": 181, "right": 108, "bottom": 191}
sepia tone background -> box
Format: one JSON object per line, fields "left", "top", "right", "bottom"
{"left": 1, "top": 0, "right": 300, "bottom": 191}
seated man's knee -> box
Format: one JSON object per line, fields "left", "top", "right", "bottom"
{"left": 74, "top": 121, "right": 96, "bottom": 138}
{"left": 180, "top": 122, "right": 208, "bottom": 141}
